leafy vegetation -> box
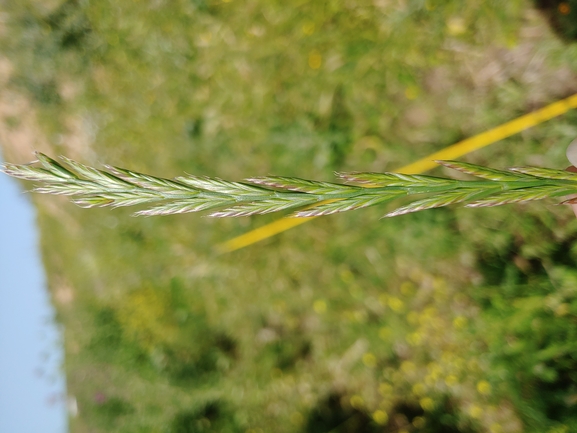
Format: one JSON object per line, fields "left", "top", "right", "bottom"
{"left": 2, "top": 1, "right": 577, "bottom": 432}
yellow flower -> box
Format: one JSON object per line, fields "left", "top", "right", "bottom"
{"left": 388, "top": 297, "right": 404, "bottom": 312}
{"left": 419, "top": 397, "right": 435, "bottom": 411}
{"left": 350, "top": 395, "right": 364, "bottom": 409}
{"left": 490, "top": 423, "right": 503, "bottom": 433}
{"left": 362, "top": 353, "right": 377, "bottom": 368}
{"left": 444, "top": 375, "right": 458, "bottom": 387}
{"left": 407, "top": 311, "right": 419, "bottom": 325}
{"left": 412, "top": 383, "right": 425, "bottom": 396}
{"left": 379, "top": 327, "right": 391, "bottom": 340}
{"left": 313, "top": 299, "right": 327, "bottom": 314}
{"left": 372, "top": 410, "right": 388, "bottom": 425}
{"left": 412, "top": 416, "right": 426, "bottom": 428}
{"left": 468, "top": 405, "right": 483, "bottom": 419}
{"left": 308, "top": 50, "right": 322, "bottom": 69}
{"left": 378, "top": 383, "right": 393, "bottom": 396}
{"left": 406, "top": 332, "right": 422, "bottom": 346}
{"left": 401, "top": 361, "right": 416, "bottom": 374}
{"left": 404, "top": 86, "right": 419, "bottom": 100}
{"left": 453, "top": 316, "right": 467, "bottom": 329}
{"left": 302, "top": 22, "right": 315, "bottom": 35}
{"left": 446, "top": 17, "right": 466, "bottom": 36}
{"left": 477, "top": 380, "right": 491, "bottom": 395}
{"left": 400, "top": 281, "right": 415, "bottom": 296}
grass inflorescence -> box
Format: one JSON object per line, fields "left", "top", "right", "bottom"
{"left": 3, "top": 153, "right": 577, "bottom": 219}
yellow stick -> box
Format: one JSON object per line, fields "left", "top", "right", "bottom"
{"left": 217, "top": 93, "right": 577, "bottom": 253}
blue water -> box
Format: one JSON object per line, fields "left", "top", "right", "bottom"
{"left": 0, "top": 153, "right": 68, "bottom": 433}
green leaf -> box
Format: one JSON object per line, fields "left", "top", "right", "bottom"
{"left": 295, "top": 193, "right": 404, "bottom": 217}
{"left": 1, "top": 163, "right": 63, "bottom": 183}
{"left": 72, "top": 190, "right": 164, "bottom": 207}
{"left": 437, "top": 160, "right": 532, "bottom": 181}
{"left": 385, "top": 188, "right": 496, "bottom": 217}
{"left": 210, "top": 197, "right": 318, "bottom": 217}
{"left": 108, "top": 166, "right": 196, "bottom": 193}
{"left": 70, "top": 196, "right": 115, "bottom": 208}
{"left": 508, "top": 166, "right": 577, "bottom": 181}
{"left": 36, "top": 153, "right": 77, "bottom": 179}
{"left": 135, "top": 198, "right": 236, "bottom": 216}
{"left": 59, "top": 156, "right": 135, "bottom": 189}
{"left": 177, "top": 175, "right": 269, "bottom": 196}
{"left": 339, "top": 171, "right": 456, "bottom": 187}
{"left": 467, "top": 186, "right": 577, "bottom": 207}
{"left": 247, "top": 176, "right": 359, "bottom": 195}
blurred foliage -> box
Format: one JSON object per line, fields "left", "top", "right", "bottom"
{"left": 171, "top": 400, "right": 244, "bottom": 433}
{"left": 2, "top": 0, "right": 577, "bottom": 432}
{"left": 535, "top": 0, "right": 577, "bottom": 41}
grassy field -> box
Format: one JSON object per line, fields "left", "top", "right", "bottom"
{"left": 2, "top": 1, "right": 577, "bottom": 432}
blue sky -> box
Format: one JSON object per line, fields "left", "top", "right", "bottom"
{"left": 0, "top": 153, "right": 68, "bottom": 433}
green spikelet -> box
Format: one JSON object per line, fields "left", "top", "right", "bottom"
{"left": 3, "top": 153, "right": 577, "bottom": 219}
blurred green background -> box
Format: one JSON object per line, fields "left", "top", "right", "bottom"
{"left": 2, "top": 0, "right": 577, "bottom": 432}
